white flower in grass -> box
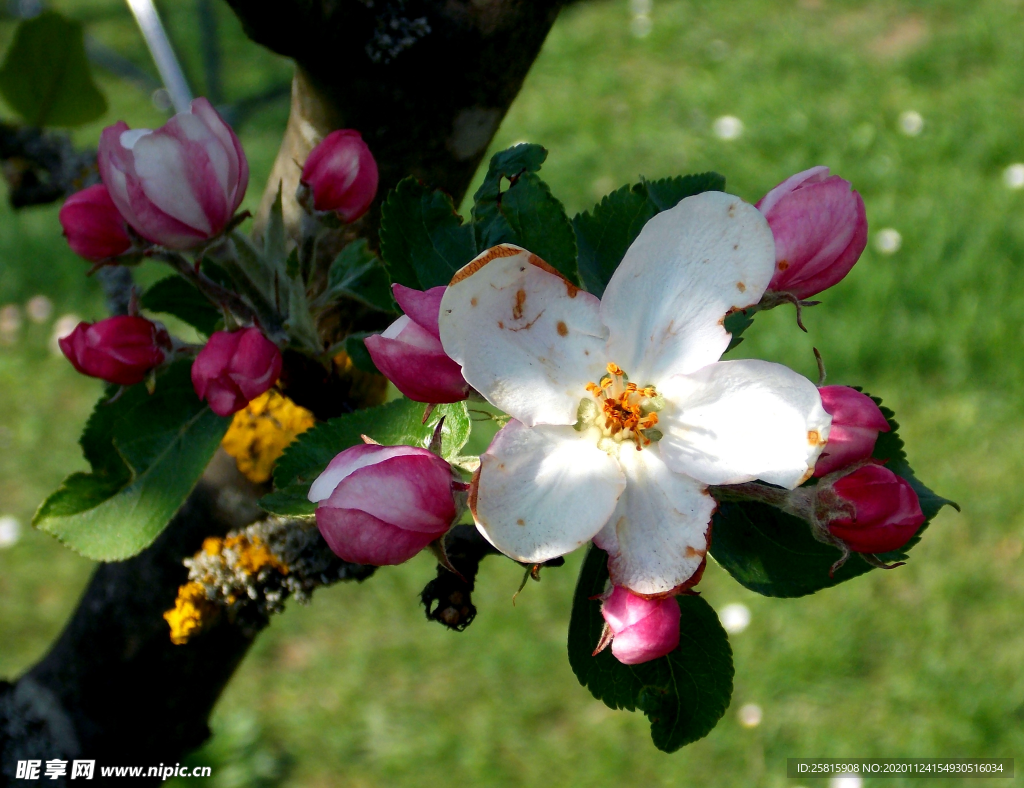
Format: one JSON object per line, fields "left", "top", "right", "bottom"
{"left": 438, "top": 192, "right": 831, "bottom": 596}
{"left": 720, "top": 602, "right": 752, "bottom": 634}
{"left": 737, "top": 702, "right": 763, "bottom": 728}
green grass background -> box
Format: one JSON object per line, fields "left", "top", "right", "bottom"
{"left": 2, "top": 0, "right": 1023, "bottom": 785}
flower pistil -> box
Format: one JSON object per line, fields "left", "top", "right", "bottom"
{"left": 584, "top": 362, "right": 662, "bottom": 451}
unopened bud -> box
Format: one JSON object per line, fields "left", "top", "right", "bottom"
{"left": 59, "top": 184, "right": 132, "bottom": 262}
{"left": 757, "top": 166, "right": 868, "bottom": 300}
{"left": 598, "top": 585, "right": 680, "bottom": 665}
{"left": 365, "top": 285, "right": 470, "bottom": 403}
{"left": 59, "top": 315, "right": 170, "bottom": 385}
{"left": 191, "top": 328, "right": 282, "bottom": 417}
{"left": 300, "top": 130, "right": 379, "bottom": 222}
{"left": 308, "top": 444, "right": 458, "bottom": 566}
{"left": 98, "top": 98, "right": 248, "bottom": 250}
{"left": 814, "top": 386, "right": 890, "bottom": 476}
{"left": 826, "top": 464, "right": 925, "bottom": 554}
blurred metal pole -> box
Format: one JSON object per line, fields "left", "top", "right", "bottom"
{"left": 124, "top": 0, "right": 192, "bottom": 113}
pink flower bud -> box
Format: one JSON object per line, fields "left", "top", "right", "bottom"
{"left": 308, "top": 443, "right": 458, "bottom": 566}
{"left": 757, "top": 166, "right": 868, "bottom": 300}
{"left": 365, "top": 284, "right": 470, "bottom": 403}
{"left": 98, "top": 98, "right": 249, "bottom": 250}
{"left": 827, "top": 464, "right": 925, "bottom": 554}
{"left": 191, "top": 328, "right": 282, "bottom": 417}
{"left": 599, "top": 586, "right": 680, "bottom": 665}
{"left": 300, "top": 130, "right": 379, "bottom": 222}
{"left": 59, "top": 316, "right": 170, "bottom": 386}
{"left": 814, "top": 386, "right": 891, "bottom": 476}
{"left": 59, "top": 184, "right": 132, "bottom": 262}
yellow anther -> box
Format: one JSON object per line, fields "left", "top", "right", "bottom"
{"left": 584, "top": 362, "right": 663, "bottom": 451}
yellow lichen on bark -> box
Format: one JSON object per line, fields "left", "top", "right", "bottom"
{"left": 164, "top": 582, "right": 218, "bottom": 646}
{"left": 221, "top": 390, "right": 316, "bottom": 483}
{"left": 165, "top": 534, "right": 290, "bottom": 645}
{"left": 223, "top": 533, "right": 289, "bottom": 576}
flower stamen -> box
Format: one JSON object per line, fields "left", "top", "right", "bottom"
{"left": 584, "top": 363, "right": 662, "bottom": 450}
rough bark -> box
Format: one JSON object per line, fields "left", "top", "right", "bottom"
{"left": 0, "top": 0, "right": 567, "bottom": 777}
{"left": 238, "top": 0, "right": 565, "bottom": 233}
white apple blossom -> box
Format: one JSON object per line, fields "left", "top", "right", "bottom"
{"left": 438, "top": 191, "right": 831, "bottom": 596}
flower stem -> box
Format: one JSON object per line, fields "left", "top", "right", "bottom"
{"left": 153, "top": 250, "right": 262, "bottom": 328}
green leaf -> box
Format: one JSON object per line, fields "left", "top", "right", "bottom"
{"left": 344, "top": 332, "right": 381, "bottom": 374}
{"left": 264, "top": 184, "right": 289, "bottom": 272}
{"left": 283, "top": 268, "right": 321, "bottom": 354}
{"left": 495, "top": 173, "right": 578, "bottom": 282}
{"left": 321, "top": 240, "right": 396, "bottom": 313}
{"left": 568, "top": 545, "right": 734, "bottom": 752}
{"left": 471, "top": 144, "right": 579, "bottom": 284}
{"left": 140, "top": 277, "right": 221, "bottom": 336}
{"left": 262, "top": 399, "right": 472, "bottom": 514}
{"left": 33, "top": 362, "right": 230, "bottom": 561}
{"left": 380, "top": 177, "right": 476, "bottom": 290}
{"left": 709, "top": 393, "right": 956, "bottom": 598}
{"left": 258, "top": 486, "right": 316, "bottom": 517}
{"left": 0, "top": 12, "right": 107, "bottom": 127}
{"left": 573, "top": 184, "right": 656, "bottom": 298}
{"left": 285, "top": 247, "right": 301, "bottom": 281}
{"left": 643, "top": 172, "right": 726, "bottom": 211}
{"left": 471, "top": 143, "right": 549, "bottom": 252}
{"left": 723, "top": 307, "right": 756, "bottom": 352}
{"left": 573, "top": 172, "right": 726, "bottom": 297}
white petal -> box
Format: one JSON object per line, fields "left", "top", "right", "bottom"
{"left": 131, "top": 132, "right": 211, "bottom": 233}
{"left": 439, "top": 245, "right": 607, "bottom": 426}
{"left": 120, "top": 129, "right": 152, "bottom": 149}
{"left": 472, "top": 420, "right": 625, "bottom": 563}
{"left": 175, "top": 112, "right": 232, "bottom": 196}
{"left": 600, "top": 192, "right": 775, "bottom": 384}
{"left": 658, "top": 359, "right": 831, "bottom": 488}
{"left": 593, "top": 444, "right": 715, "bottom": 596}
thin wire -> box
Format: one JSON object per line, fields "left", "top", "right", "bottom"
{"left": 124, "top": 0, "right": 192, "bottom": 113}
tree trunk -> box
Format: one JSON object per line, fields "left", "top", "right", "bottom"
{"left": 0, "top": 1, "right": 566, "bottom": 781}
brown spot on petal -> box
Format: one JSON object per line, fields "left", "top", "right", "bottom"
{"left": 728, "top": 203, "right": 736, "bottom": 217}
{"left": 527, "top": 253, "right": 579, "bottom": 298}
{"left": 808, "top": 430, "right": 822, "bottom": 446}
{"left": 797, "top": 466, "right": 815, "bottom": 486}
{"left": 516, "top": 518, "right": 525, "bottom": 526}
{"left": 468, "top": 466, "right": 481, "bottom": 519}
{"left": 778, "top": 259, "right": 790, "bottom": 271}
{"left": 449, "top": 243, "right": 524, "bottom": 285}
{"left": 498, "top": 320, "right": 504, "bottom": 329}
{"left": 736, "top": 282, "right": 746, "bottom": 293}
{"left": 556, "top": 320, "right": 568, "bottom": 336}
{"left": 470, "top": 297, "right": 478, "bottom": 307}
{"left": 685, "top": 545, "right": 707, "bottom": 558}
{"left": 513, "top": 289, "right": 526, "bottom": 320}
